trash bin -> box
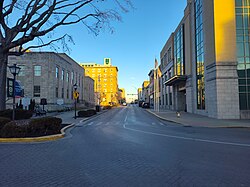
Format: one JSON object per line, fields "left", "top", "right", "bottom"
{"left": 96, "top": 105, "right": 100, "bottom": 112}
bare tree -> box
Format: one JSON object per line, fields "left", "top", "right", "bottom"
{"left": 0, "top": 0, "right": 132, "bottom": 110}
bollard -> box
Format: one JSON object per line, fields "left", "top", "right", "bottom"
{"left": 176, "top": 111, "right": 181, "bottom": 118}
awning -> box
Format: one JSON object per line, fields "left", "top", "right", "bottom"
{"left": 164, "top": 75, "right": 187, "bottom": 86}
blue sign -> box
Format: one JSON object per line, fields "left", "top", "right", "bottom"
{"left": 7, "top": 78, "right": 24, "bottom": 98}
{"left": 15, "top": 81, "right": 24, "bottom": 97}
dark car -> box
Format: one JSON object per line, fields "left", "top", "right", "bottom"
{"left": 142, "top": 102, "right": 150, "bottom": 108}
{"left": 139, "top": 100, "right": 144, "bottom": 107}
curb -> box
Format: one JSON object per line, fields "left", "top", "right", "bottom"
{"left": 79, "top": 109, "right": 109, "bottom": 123}
{"left": 0, "top": 109, "right": 110, "bottom": 143}
{"left": 0, "top": 123, "right": 75, "bottom": 143}
{"left": 145, "top": 109, "right": 250, "bottom": 129}
{"left": 145, "top": 109, "right": 184, "bottom": 126}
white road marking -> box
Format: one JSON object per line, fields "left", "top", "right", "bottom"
{"left": 124, "top": 115, "right": 128, "bottom": 123}
{"left": 87, "top": 122, "right": 94, "bottom": 126}
{"left": 95, "top": 122, "right": 103, "bottom": 126}
{"left": 123, "top": 124, "right": 250, "bottom": 148}
{"left": 159, "top": 122, "right": 165, "bottom": 126}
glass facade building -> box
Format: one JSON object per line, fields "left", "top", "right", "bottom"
{"left": 235, "top": 0, "right": 250, "bottom": 110}
{"left": 195, "top": 0, "right": 205, "bottom": 110}
{"left": 159, "top": 0, "right": 249, "bottom": 119}
{"left": 174, "top": 25, "right": 185, "bottom": 76}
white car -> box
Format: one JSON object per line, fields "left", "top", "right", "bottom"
{"left": 122, "top": 102, "right": 127, "bottom": 106}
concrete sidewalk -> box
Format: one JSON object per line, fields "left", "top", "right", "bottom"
{"left": 147, "top": 109, "right": 250, "bottom": 128}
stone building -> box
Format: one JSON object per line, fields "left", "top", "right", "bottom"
{"left": 148, "top": 70, "right": 155, "bottom": 107}
{"left": 137, "top": 88, "right": 142, "bottom": 101}
{"left": 7, "top": 52, "right": 85, "bottom": 111}
{"left": 118, "top": 88, "right": 126, "bottom": 104}
{"left": 83, "top": 76, "right": 95, "bottom": 107}
{"left": 160, "top": 34, "right": 175, "bottom": 111}
{"left": 159, "top": 0, "right": 250, "bottom": 119}
{"left": 141, "top": 81, "right": 150, "bottom": 103}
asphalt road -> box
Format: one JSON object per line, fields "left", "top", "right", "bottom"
{"left": 1, "top": 105, "right": 250, "bottom": 187}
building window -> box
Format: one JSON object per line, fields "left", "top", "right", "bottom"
{"left": 56, "top": 67, "right": 59, "bottom": 78}
{"left": 34, "top": 65, "right": 41, "bottom": 76}
{"left": 62, "top": 88, "right": 64, "bottom": 98}
{"left": 168, "top": 70, "right": 172, "bottom": 79}
{"left": 79, "top": 75, "right": 81, "bottom": 87}
{"left": 235, "top": 0, "right": 250, "bottom": 110}
{"left": 195, "top": 0, "right": 205, "bottom": 110}
{"left": 71, "top": 72, "right": 74, "bottom": 84}
{"left": 18, "top": 65, "right": 25, "bottom": 76}
{"left": 174, "top": 25, "right": 185, "bottom": 76}
{"left": 34, "top": 85, "right": 40, "bottom": 97}
{"left": 166, "top": 94, "right": 168, "bottom": 105}
{"left": 56, "top": 87, "right": 58, "bottom": 98}
{"left": 67, "top": 72, "right": 69, "bottom": 82}
{"left": 169, "top": 93, "right": 172, "bottom": 106}
{"left": 167, "top": 47, "right": 172, "bottom": 62}
{"left": 67, "top": 89, "right": 69, "bottom": 99}
{"left": 62, "top": 69, "right": 64, "bottom": 80}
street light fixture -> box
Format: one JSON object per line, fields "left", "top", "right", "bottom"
{"left": 73, "top": 83, "right": 78, "bottom": 119}
{"left": 73, "top": 83, "right": 78, "bottom": 91}
{"left": 8, "top": 64, "right": 21, "bottom": 120}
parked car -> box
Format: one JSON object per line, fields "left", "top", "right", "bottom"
{"left": 142, "top": 102, "right": 150, "bottom": 108}
{"left": 122, "top": 102, "right": 127, "bottom": 106}
{"left": 139, "top": 100, "right": 144, "bottom": 107}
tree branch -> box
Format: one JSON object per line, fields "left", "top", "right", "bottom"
{"left": 1, "top": 0, "right": 132, "bottom": 52}
{"left": 21, "top": 34, "right": 69, "bottom": 52}
{"left": 2, "top": 0, "right": 18, "bottom": 17}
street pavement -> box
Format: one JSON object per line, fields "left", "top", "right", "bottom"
{"left": 147, "top": 108, "right": 250, "bottom": 128}
{"left": 0, "top": 105, "right": 250, "bottom": 186}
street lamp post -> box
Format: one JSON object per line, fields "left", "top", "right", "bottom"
{"left": 73, "top": 83, "right": 78, "bottom": 119}
{"left": 8, "top": 64, "right": 21, "bottom": 121}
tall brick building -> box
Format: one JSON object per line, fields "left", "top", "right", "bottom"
{"left": 81, "top": 58, "right": 119, "bottom": 106}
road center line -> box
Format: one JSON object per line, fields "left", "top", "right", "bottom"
{"left": 123, "top": 124, "right": 250, "bottom": 148}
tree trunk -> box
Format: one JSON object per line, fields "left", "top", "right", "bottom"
{"left": 0, "top": 47, "right": 8, "bottom": 110}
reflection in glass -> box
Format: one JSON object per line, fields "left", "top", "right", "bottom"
{"left": 235, "top": 0, "right": 250, "bottom": 110}
{"left": 195, "top": 0, "right": 205, "bottom": 110}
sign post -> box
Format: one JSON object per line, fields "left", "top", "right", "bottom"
{"left": 73, "top": 83, "right": 79, "bottom": 119}
{"left": 73, "top": 91, "right": 79, "bottom": 119}
{"left": 8, "top": 64, "right": 21, "bottom": 120}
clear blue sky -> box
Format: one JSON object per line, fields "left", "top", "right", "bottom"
{"left": 36, "top": 0, "right": 187, "bottom": 96}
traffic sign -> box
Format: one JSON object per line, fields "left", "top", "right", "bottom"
{"left": 73, "top": 91, "right": 79, "bottom": 99}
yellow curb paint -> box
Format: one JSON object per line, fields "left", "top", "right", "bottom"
{"left": 0, "top": 123, "right": 75, "bottom": 143}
